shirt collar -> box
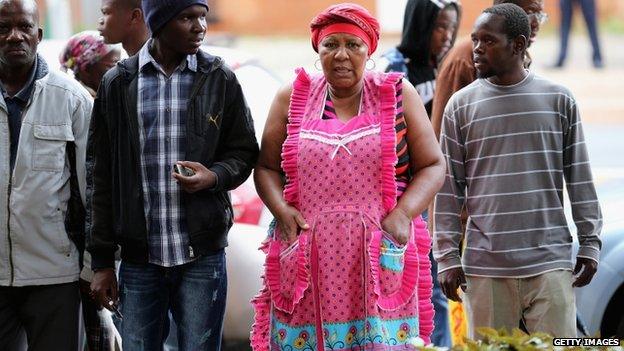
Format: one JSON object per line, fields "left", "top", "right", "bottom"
{"left": 138, "top": 39, "right": 198, "bottom": 75}
{"left": 1, "top": 56, "right": 39, "bottom": 102}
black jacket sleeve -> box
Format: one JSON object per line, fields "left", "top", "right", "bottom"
{"left": 85, "top": 78, "right": 116, "bottom": 270}
{"left": 208, "top": 71, "right": 259, "bottom": 192}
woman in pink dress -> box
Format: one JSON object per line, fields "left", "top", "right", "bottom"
{"left": 251, "top": 4, "right": 445, "bottom": 350}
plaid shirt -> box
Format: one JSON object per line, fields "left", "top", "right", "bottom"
{"left": 137, "top": 41, "right": 197, "bottom": 267}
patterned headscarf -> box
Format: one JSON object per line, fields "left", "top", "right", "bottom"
{"left": 59, "top": 31, "right": 116, "bottom": 74}
{"left": 310, "top": 3, "right": 380, "bottom": 56}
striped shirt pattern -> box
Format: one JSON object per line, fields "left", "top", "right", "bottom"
{"left": 137, "top": 42, "right": 197, "bottom": 267}
{"left": 433, "top": 72, "right": 602, "bottom": 278}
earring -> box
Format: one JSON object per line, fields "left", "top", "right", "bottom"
{"left": 314, "top": 59, "right": 322, "bottom": 71}
{"left": 366, "top": 58, "right": 376, "bottom": 70}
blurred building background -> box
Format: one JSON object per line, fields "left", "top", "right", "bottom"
{"left": 35, "top": 0, "right": 624, "bottom": 38}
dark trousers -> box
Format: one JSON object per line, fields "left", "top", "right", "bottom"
{"left": 0, "top": 282, "right": 80, "bottom": 351}
{"left": 558, "top": 0, "right": 603, "bottom": 65}
{"left": 117, "top": 251, "right": 227, "bottom": 351}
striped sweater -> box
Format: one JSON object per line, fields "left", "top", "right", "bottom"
{"left": 433, "top": 71, "right": 602, "bottom": 278}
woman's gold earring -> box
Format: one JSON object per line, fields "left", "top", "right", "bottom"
{"left": 366, "top": 58, "right": 376, "bottom": 71}
{"left": 314, "top": 59, "right": 322, "bottom": 71}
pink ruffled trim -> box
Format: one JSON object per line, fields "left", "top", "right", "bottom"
{"left": 413, "top": 217, "right": 434, "bottom": 344}
{"left": 250, "top": 238, "right": 273, "bottom": 351}
{"left": 368, "top": 230, "right": 419, "bottom": 311}
{"left": 281, "top": 68, "right": 310, "bottom": 207}
{"left": 250, "top": 286, "right": 271, "bottom": 351}
{"left": 379, "top": 72, "right": 403, "bottom": 214}
{"left": 265, "top": 234, "right": 310, "bottom": 313}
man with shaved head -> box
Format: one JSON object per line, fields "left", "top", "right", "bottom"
{"left": 0, "top": 0, "right": 93, "bottom": 349}
{"left": 98, "top": 0, "right": 149, "bottom": 56}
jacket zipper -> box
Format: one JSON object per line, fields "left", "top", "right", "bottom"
{"left": 7, "top": 177, "right": 13, "bottom": 285}
{"left": 6, "top": 91, "right": 36, "bottom": 286}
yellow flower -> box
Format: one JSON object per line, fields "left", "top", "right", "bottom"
{"left": 345, "top": 332, "right": 354, "bottom": 344}
{"left": 397, "top": 330, "right": 408, "bottom": 342}
{"left": 294, "top": 337, "right": 306, "bottom": 349}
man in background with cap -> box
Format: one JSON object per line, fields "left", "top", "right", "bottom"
{"left": 86, "top": 0, "right": 259, "bottom": 349}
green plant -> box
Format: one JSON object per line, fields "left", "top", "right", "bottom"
{"left": 414, "top": 328, "right": 623, "bottom": 351}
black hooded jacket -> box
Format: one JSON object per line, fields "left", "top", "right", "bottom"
{"left": 386, "top": 0, "right": 460, "bottom": 114}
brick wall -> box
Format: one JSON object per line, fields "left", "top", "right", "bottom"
{"left": 207, "top": 0, "right": 623, "bottom": 36}
{"left": 208, "top": 0, "right": 376, "bottom": 35}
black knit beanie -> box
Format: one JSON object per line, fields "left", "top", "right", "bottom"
{"left": 142, "top": 0, "right": 209, "bottom": 35}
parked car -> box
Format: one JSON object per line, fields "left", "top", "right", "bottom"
{"left": 573, "top": 169, "right": 624, "bottom": 338}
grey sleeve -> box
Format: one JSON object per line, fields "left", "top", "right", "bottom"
{"left": 72, "top": 94, "right": 93, "bottom": 206}
{"left": 563, "top": 99, "right": 602, "bottom": 262}
{"left": 433, "top": 106, "right": 466, "bottom": 273}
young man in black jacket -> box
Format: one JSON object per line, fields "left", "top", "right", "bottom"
{"left": 86, "top": 0, "right": 258, "bottom": 349}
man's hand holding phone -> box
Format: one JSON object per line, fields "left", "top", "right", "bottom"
{"left": 172, "top": 161, "right": 217, "bottom": 193}
{"left": 90, "top": 268, "right": 119, "bottom": 312}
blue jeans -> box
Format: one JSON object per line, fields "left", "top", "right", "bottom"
{"left": 557, "top": 0, "right": 603, "bottom": 65}
{"left": 117, "top": 251, "right": 227, "bottom": 351}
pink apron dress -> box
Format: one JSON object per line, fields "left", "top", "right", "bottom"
{"left": 251, "top": 69, "right": 433, "bottom": 350}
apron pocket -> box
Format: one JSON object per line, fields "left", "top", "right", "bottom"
{"left": 369, "top": 229, "right": 419, "bottom": 310}
{"left": 265, "top": 228, "right": 310, "bottom": 314}
{"left": 379, "top": 233, "right": 407, "bottom": 272}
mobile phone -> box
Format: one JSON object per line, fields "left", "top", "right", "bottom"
{"left": 107, "top": 300, "right": 123, "bottom": 319}
{"left": 173, "top": 164, "right": 195, "bottom": 177}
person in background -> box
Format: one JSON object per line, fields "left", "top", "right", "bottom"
{"left": 381, "top": 0, "right": 460, "bottom": 116}
{"left": 434, "top": 3, "right": 602, "bottom": 338}
{"left": 87, "top": 0, "right": 259, "bottom": 349}
{"left": 59, "top": 30, "right": 122, "bottom": 351}
{"left": 381, "top": 1, "right": 460, "bottom": 346}
{"left": 554, "top": 0, "right": 603, "bottom": 68}
{"left": 60, "top": 31, "right": 121, "bottom": 96}
{"left": 251, "top": 3, "right": 445, "bottom": 349}
{"left": 0, "top": 0, "right": 93, "bottom": 350}
{"left": 430, "top": 0, "right": 545, "bottom": 140}
{"left": 98, "top": 0, "right": 149, "bottom": 56}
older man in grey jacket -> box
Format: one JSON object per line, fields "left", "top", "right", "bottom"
{"left": 0, "top": 0, "right": 92, "bottom": 350}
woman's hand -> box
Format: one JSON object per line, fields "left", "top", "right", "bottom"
{"left": 274, "top": 204, "right": 309, "bottom": 243}
{"left": 381, "top": 207, "right": 412, "bottom": 245}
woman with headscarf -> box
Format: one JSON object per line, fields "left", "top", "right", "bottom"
{"left": 251, "top": 4, "right": 445, "bottom": 350}
{"left": 382, "top": 0, "right": 460, "bottom": 116}
{"left": 59, "top": 32, "right": 121, "bottom": 351}
{"left": 60, "top": 31, "right": 121, "bottom": 97}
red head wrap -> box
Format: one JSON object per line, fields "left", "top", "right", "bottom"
{"left": 310, "top": 3, "right": 380, "bottom": 56}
